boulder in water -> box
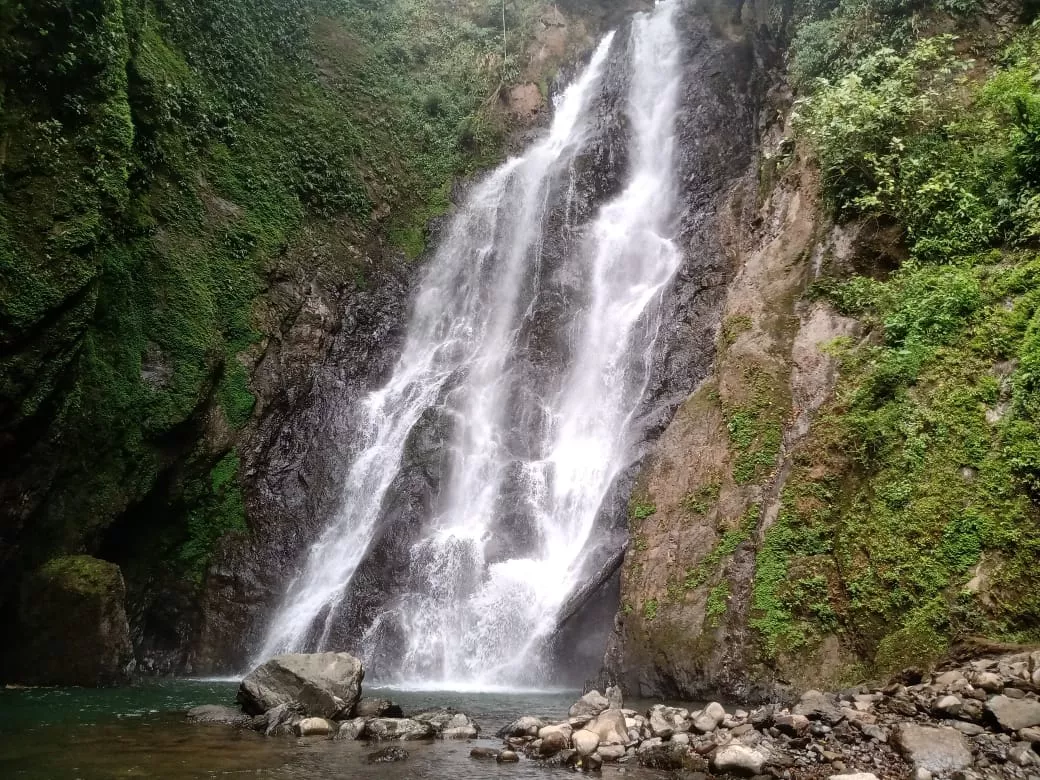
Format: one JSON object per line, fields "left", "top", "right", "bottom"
{"left": 413, "top": 708, "right": 480, "bottom": 738}
{"left": 367, "top": 746, "right": 409, "bottom": 763}
{"left": 498, "top": 715, "right": 545, "bottom": 737}
{"left": 237, "top": 652, "right": 363, "bottom": 719}
{"left": 186, "top": 704, "right": 251, "bottom": 727}
{"left": 335, "top": 717, "right": 368, "bottom": 740}
{"left": 354, "top": 697, "right": 404, "bottom": 718}
{"left": 296, "top": 717, "right": 334, "bottom": 736}
{"left": 12, "top": 556, "right": 134, "bottom": 687}
{"left": 569, "top": 690, "right": 610, "bottom": 719}
{"left": 573, "top": 728, "right": 600, "bottom": 756}
{"left": 470, "top": 747, "right": 500, "bottom": 760}
{"left": 586, "top": 709, "right": 628, "bottom": 745}
{"left": 365, "top": 717, "right": 436, "bottom": 740}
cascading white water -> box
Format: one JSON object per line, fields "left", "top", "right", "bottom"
{"left": 257, "top": 0, "right": 684, "bottom": 686}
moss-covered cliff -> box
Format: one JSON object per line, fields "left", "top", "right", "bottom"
{"left": 609, "top": 0, "right": 1040, "bottom": 698}
{"left": 0, "top": 0, "right": 604, "bottom": 678}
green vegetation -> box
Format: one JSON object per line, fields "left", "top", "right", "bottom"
{"left": 680, "top": 480, "right": 721, "bottom": 517}
{"left": 684, "top": 505, "right": 757, "bottom": 590}
{"left": 749, "top": 6, "right": 1040, "bottom": 672}
{"left": 33, "top": 555, "right": 122, "bottom": 596}
{"left": 643, "top": 598, "right": 659, "bottom": 621}
{"left": 705, "top": 581, "right": 730, "bottom": 627}
{"left": 0, "top": 0, "right": 554, "bottom": 589}
{"left": 629, "top": 498, "right": 658, "bottom": 522}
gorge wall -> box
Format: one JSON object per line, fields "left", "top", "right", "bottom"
{"left": 4, "top": 0, "right": 1040, "bottom": 695}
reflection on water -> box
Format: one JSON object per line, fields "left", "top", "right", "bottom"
{"left": 0, "top": 680, "right": 671, "bottom": 779}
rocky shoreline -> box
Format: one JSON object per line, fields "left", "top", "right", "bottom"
{"left": 188, "top": 650, "right": 1040, "bottom": 777}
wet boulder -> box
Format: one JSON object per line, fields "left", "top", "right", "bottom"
{"left": 296, "top": 717, "right": 335, "bottom": 736}
{"left": 569, "top": 690, "right": 610, "bottom": 719}
{"left": 498, "top": 715, "right": 545, "bottom": 737}
{"left": 12, "top": 556, "right": 134, "bottom": 687}
{"left": 586, "top": 709, "right": 628, "bottom": 745}
{"left": 354, "top": 697, "right": 404, "bottom": 718}
{"left": 237, "top": 652, "right": 363, "bottom": 719}
{"left": 365, "top": 717, "right": 436, "bottom": 740}
{"left": 186, "top": 704, "right": 251, "bottom": 727}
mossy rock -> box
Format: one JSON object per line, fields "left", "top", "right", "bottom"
{"left": 12, "top": 555, "right": 134, "bottom": 686}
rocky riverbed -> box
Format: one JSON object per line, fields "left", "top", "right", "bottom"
{"left": 188, "top": 649, "right": 1040, "bottom": 778}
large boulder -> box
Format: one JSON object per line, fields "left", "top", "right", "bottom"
{"left": 237, "top": 652, "right": 363, "bottom": 718}
{"left": 586, "top": 709, "right": 629, "bottom": 745}
{"left": 11, "top": 556, "right": 134, "bottom": 686}
{"left": 354, "top": 697, "right": 404, "bottom": 718}
{"left": 894, "top": 725, "right": 972, "bottom": 774}
{"left": 986, "top": 695, "right": 1040, "bottom": 731}
{"left": 497, "top": 715, "right": 545, "bottom": 737}
{"left": 569, "top": 690, "right": 610, "bottom": 719}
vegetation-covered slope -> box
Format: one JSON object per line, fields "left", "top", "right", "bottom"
{"left": 614, "top": 0, "right": 1040, "bottom": 696}
{"left": 0, "top": 0, "right": 574, "bottom": 668}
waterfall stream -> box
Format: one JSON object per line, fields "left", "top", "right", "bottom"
{"left": 257, "top": 0, "right": 685, "bottom": 686}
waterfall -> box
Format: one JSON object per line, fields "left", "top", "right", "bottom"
{"left": 257, "top": 0, "right": 684, "bottom": 686}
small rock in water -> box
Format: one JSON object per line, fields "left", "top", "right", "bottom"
{"left": 470, "top": 747, "right": 499, "bottom": 760}
{"left": 584, "top": 752, "right": 604, "bottom": 772}
{"left": 497, "top": 749, "right": 520, "bottom": 763}
{"left": 540, "top": 731, "right": 570, "bottom": 755}
{"left": 497, "top": 715, "right": 545, "bottom": 738}
{"left": 296, "top": 717, "right": 334, "bottom": 736}
{"left": 334, "top": 717, "right": 367, "bottom": 740}
{"left": 186, "top": 704, "right": 251, "bottom": 727}
{"left": 367, "top": 746, "right": 409, "bottom": 763}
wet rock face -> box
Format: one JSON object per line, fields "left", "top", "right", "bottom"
{"left": 9, "top": 555, "right": 134, "bottom": 686}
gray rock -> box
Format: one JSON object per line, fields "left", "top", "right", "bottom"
{"left": 413, "top": 708, "right": 480, "bottom": 738}
{"left": 540, "top": 731, "right": 570, "bottom": 755}
{"left": 538, "top": 723, "right": 573, "bottom": 741}
{"left": 794, "top": 690, "right": 844, "bottom": 725}
{"left": 573, "top": 728, "right": 600, "bottom": 756}
{"left": 774, "top": 713, "right": 810, "bottom": 736}
{"left": 598, "top": 744, "right": 626, "bottom": 762}
{"left": 972, "top": 672, "right": 1004, "bottom": 693}
{"left": 296, "top": 717, "right": 334, "bottom": 736}
{"left": 237, "top": 652, "right": 363, "bottom": 719}
{"left": 638, "top": 739, "right": 692, "bottom": 770}
{"left": 712, "top": 744, "right": 767, "bottom": 776}
{"left": 498, "top": 715, "right": 545, "bottom": 737}
{"left": 367, "top": 746, "right": 408, "bottom": 763}
{"left": 334, "top": 717, "right": 367, "bottom": 740}
{"left": 497, "top": 750, "right": 519, "bottom": 763}
{"left": 1018, "top": 726, "right": 1040, "bottom": 743}
{"left": 186, "top": 704, "right": 251, "bottom": 727}
{"left": 934, "top": 695, "right": 962, "bottom": 717}
{"left": 585, "top": 752, "right": 603, "bottom": 772}
{"left": 250, "top": 701, "right": 304, "bottom": 736}
{"left": 894, "top": 724, "right": 973, "bottom": 774}
{"left": 829, "top": 774, "right": 879, "bottom": 780}
{"left": 605, "top": 685, "right": 623, "bottom": 710}
{"left": 470, "top": 747, "right": 499, "bottom": 759}
{"left": 354, "top": 697, "right": 403, "bottom": 718}
{"left": 986, "top": 695, "right": 1040, "bottom": 731}
{"left": 569, "top": 690, "right": 610, "bottom": 719}
{"left": 586, "top": 709, "right": 628, "bottom": 745}
{"left": 364, "top": 717, "right": 435, "bottom": 740}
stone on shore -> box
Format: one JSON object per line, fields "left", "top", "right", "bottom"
{"left": 894, "top": 724, "right": 972, "bottom": 773}
{"left": 334, "top": 717, "right": 367, "bottom": 740}
{"left": 237, "top": 652, "right": 364, "bottom": 719}
{"left": 986, "top": 694, "right": 1040, "bottom": 731}
{"left": 713, "top": 744, "right": 767, "bottom": 776}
